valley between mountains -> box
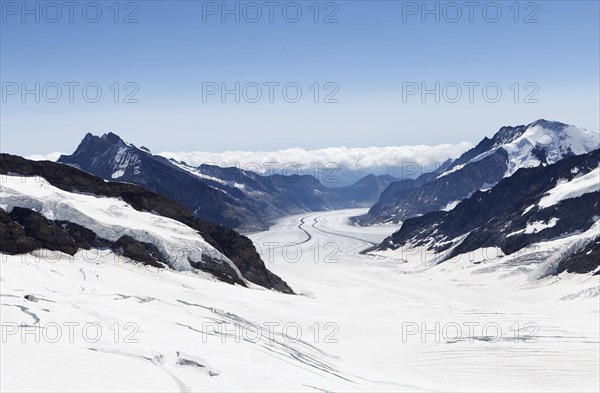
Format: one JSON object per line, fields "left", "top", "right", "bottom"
{"left": 1, "top": 119, "right": 599, "bottom": 391}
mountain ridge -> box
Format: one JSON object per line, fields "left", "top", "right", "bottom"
{"left": 58, "top": 133, "right": 355, "bottom": 232}
{"left": 356, "top": 119, "right": 599, "bottom": 225}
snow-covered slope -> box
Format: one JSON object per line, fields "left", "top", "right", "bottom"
{"left": 538, "top": 166, "right": 600, "bottom": 208}
{"left": 0, "top": 175, "right": 240, "bottom": 275}
{"left": 2, "top": 209, "right": 598, "bottom": 392}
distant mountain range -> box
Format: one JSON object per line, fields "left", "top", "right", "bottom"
{"left": 330, "top": 174, "right": 398, "bottom": 206}
{"left": 159, "top": 144, "right": 470, "bottom": 187}
{"left": 57, "top": 133, "right": 395, "bottom": 231}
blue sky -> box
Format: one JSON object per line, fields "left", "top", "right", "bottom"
{"left": 1, "top": 0, "right": 599, "bottom": 156}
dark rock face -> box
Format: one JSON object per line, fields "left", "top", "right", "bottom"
{"left": 189, "top": 254, "right": 243, "bottom": 286}
{"left": 9, "top": 207, "right": 79, "bottom": 255}
{"left": 57, "top": 221, "right": 111, "bottom": 249}
{"left": 1, "top": 207, "right": 165, "bottom": 268}
{"left": 112, "top": 235, "right": 165, "bottom": 269}
{"left": 0, "top": 154, "right": 294, "bottom": 294}
{"left": 557, "top": 239, "right": 600, "bottom": 275}
{"left": 1, "top": 206, "right": 250, "bottom": 285}
{"left": 375, "top": 149, "right": 600, "bottom": 274}
{"left": 0, "top": 208, "right": 37, "bottom": 254}
{"left": 58, "top": 133, "right": 351, "bottom": 232}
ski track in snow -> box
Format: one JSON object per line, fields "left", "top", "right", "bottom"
{"left": 1, "top": 209, "right": 599, "bottom": 392}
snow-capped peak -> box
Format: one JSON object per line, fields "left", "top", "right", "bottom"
{"left": 501, "top": 120, "right": 598, "bottom": 176}
{"left": 443, "top": 120, "right": 599, "bottom": 179}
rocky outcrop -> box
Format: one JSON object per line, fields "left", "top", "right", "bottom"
{"left": 2, "top": 207, "right": 166, "bottom": 269}
{"left": 111, "top": 235, "right": 165, "bottom": 269}
{"left": 0, "top": 208, "right": 38, "bottom": 254}
{"left": 9, "top": 207, "right": 80, "bottom": 255}
{"left": 557, "top": 239, "right": 600, "bottom": 275}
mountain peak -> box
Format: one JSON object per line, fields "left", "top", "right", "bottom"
{"left": 100, "top": 132, "right": 126, "bottom": 146}
{"left": 491, "top": 120, "right": 570, "bottom": 149}
{"left": 479, "top": 120, "right": 598, "bottom": 177}
{"left": 528, "top": 119, "right": 569, "bottom": 132}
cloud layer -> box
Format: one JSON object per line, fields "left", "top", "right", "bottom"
{"left": 25, "top": 152, "right": 64, "bottom": 162}
{"left": 159, "top": 143, "right": 472, "bottom": 173}
{"left": 24, "top": 143, "right": 473, "bottom": 186}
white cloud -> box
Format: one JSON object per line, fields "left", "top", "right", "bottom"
{"left": 25, "top": 152, "right": 64, "bottom": 162}
{"left": 21, "top": 143, "right": 473, "bottom": 186}
{"left": 159, "top": 143, "right": 473, "bottom": 173}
